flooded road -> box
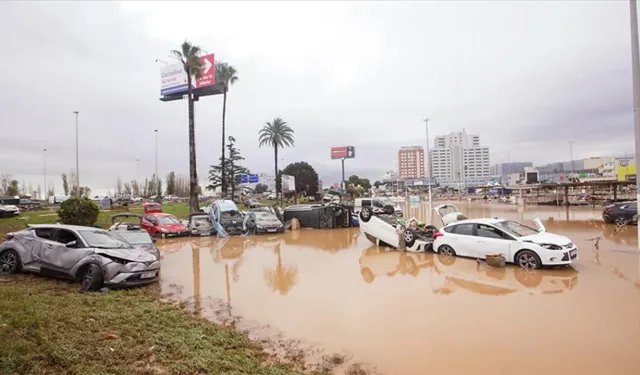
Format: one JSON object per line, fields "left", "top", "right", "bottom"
{"left": 159, "top": 202, "right": 640, "bottom": 375}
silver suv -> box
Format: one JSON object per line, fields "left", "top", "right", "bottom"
{"left": 0, "top": 224, "right": 160, "bottom": 291}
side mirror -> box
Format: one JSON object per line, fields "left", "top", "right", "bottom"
{"left": 65, "top": 240, "right": 77, "bottom": 248}
{"left": 152, "top": 238, "right": 157, "bottom": 243}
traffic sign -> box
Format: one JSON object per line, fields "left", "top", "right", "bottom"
{"left": 239, "top": 174, "right": 259, "bottom": 184}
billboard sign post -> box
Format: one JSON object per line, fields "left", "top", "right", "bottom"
{"left": 160, "top": 53, "right": 216, "bottom": 97}
{"left": 330, "top": 146, "right": 355, "bottom": 192}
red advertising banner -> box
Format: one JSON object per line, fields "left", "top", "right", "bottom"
{"left": 330, "top": 146, "right": 355, "bottom": 160}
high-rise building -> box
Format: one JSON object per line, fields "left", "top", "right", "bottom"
{"left": 430, "top": 130, "right": 490, "bottom": 187}
{"left": 397, "top": 146, "right": 425, "bottom": 180}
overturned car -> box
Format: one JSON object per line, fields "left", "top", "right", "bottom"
{"left": 358, "top": 206, "right": 437, "bottom": 252}
{"left": 283, "top": 203, "right": 354, "bottom": 229}
{"left": 209, "top": 199, "right": 247, "bottom": 236}
{"left": 0, "top": 224, "right": 160, "bottom": 291}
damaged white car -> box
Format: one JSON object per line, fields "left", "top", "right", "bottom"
{"left": 358, "top": 206, "right": 436, "bottom": 252}
{"left": 0, "top": 224, "right": 160, "bottom": 291}
{"left": 432, "top": 204, "right": 578, "bottom": 269}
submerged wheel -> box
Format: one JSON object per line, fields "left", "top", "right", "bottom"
{"left": 0, "top": 250, "right": 21, "bottom": 274}
{"left": 613, "top": 216, "right": 628, "bottom": 225}
{"left": 515, "top": 250, "right": 541, "bottom": 269}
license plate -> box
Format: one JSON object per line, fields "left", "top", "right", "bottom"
{"left": 267, "top": 229, "right": 277, "bottom": 233}
{"left": 141, "top": 271, "right": 156, "bottom": 279}
{"left": 570, "top": 250, "right": 577, "bottom": 257}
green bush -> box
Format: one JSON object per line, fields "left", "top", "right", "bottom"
{"left": 58, "top": 197, "right": 100, "bottom": 226}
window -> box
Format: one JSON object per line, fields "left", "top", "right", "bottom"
{"left": 116, "top": 231, "right": 152, "bottom": 245}
{"left": 477, "top": 224, "right": 508, "bottom": 240}
{"left": 361, "top": 199, "right": 371, "bottom": 207}
{"left": 78, "top": 230, "right": 132, "bottom": 249}
{"left": 54, "top": 229, "right": 82, "bottom": 247}
{"left": 158, "top": 215, "right": 180, "bottom": 225}
{"left": 144, "top": 215, "right": 157, "bottom": 224}
{"left": 35, "top": 227, "right": 55, "bottom": 240}
{"left": 452, "top": 223, "right": 474, "bottom": 236}
{"left": 494, "top": 220, "right": 538, "bottom": 237}
{"left": 626, "top": 202, "right": 637, "bottom": 210}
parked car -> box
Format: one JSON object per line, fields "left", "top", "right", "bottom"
{"left": 209, "top": 199, "right": 246, "bottom": 236}
{"left": 141, "top": 213, "right": 188, "bottom": 237}
{"left": 603, "top": 201, "right": 638, "bottom": 225}
{"left": 283, "top": 203, "right": 354, "bottom": 229}
{"left": 108, "top": 214, "right": 160, "bottom": 260}
{"left": 432, "top": 204, "right": 578, "bottom": 269}
{"left": 0, "top": 224, "right": 160, "bottom": 290}
{"left": 187, "top": 213, "right": 216, "bottom": 236}
{"left": 249, "top": 208, "right": 284, "bottom": 234}
{"left": 267, "top": 193, "right": 277, "bottom": 200}
{"left": 0, "top": 204, "right": 20, "bottom": 218}
{"left": 245, "top": 199, "right": 261, "bottom": 209}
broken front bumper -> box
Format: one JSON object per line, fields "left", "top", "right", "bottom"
{"left": 104, "top": 260, "right": 161, "bottom": 288}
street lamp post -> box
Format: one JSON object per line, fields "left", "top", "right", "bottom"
{"left": 73, "top": 111, "right": 79, "bottom": 196}
{"left": 154, "top": 129, "right": 159, "bottom": 179}
{"left": 629, "top": 0, "right": 640, "bottom": 247}
{"left": 136, "top": 158, "right": 140, "bottom": 182}
{"left": 43, "top": 148, "right": 47, "bottom": 201}
{"left": 423, "top": 118, "right": 432, "bottom": 205}
{"left": 569, "top": 141, "right": 574, "bottom": 175}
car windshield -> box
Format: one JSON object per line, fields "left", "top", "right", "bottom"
{"left": 255, "top": 212, "right": 273, "bottom": 219}
{"left": 116, "top": 231, "right": 153, "bottom": 245}
{"left": 192, "top": 216, "right": 212, "bottom": 227}
{"left": 494, "top": 220, "right": 539, "bottom": 237}
{"left": 158, "top": 215, "right": 180, "bottom": 225}
{"left": 79, "top": 230, "right": 132, "bottom": 249}
{"left": 379, "top": 198, "right": 394, "bottom": 206}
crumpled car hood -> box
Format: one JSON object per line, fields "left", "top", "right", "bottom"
{"left": 95, "top": 248, "right": 157, "bottom": 262}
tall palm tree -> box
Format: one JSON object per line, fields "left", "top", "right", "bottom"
{"left": 171, "top": 40, "right": 204, "bottom": 214}
{"left": 216, "top": 62, "right": 239, "bottom": 197}
{"left": 258, "top": 118, "right": 294, "bottom": 199}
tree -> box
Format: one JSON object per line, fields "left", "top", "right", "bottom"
{"left": 58, "top": 197, "right": 99, "bottom": 227}
{"left": 348, "top": 175, "right": 372, "bottom": 191}
{"left": 374, "top": 180, "right": 381, "bottom": 188}
{"left": 166, "top": 172, "right": 176, "bottom": 195}
{"left": 131, "top": 180, "right": 140, "bottom": 196}
{"left": 281, "top": 162, "right": 320, "bottom": 197}
{"left": 61, "top": 173, "right": 69, "bottom": 195}
{"left": 216, "top": 62, "right": 239, "bottom": 197}
{"left": 255, "top": 183, "right": 268, "bottom": 194}
{"left": 123, "top": 182, "right": 132, "bottom": 195}
{"left": 0, "top": 174, "right": 11, "bottom": 195}
{"left": 258, "top": 118, "right": 294, "bottom": 200}
{"left": 207, "top": 136, "right": 249, "bottom": 198}
{"left": 20, "top": 181, "right": 26, "bottom": 195}
{"left": 171, "top": 40, "right": 205, "bottom": 214}
{"left": 7, "top": 180, "right": 19, "bottom": 196}
{"left": 36, "top": 184, "right": 42, "bottom": 200}
{"left": 116, "top": 177, "right": 123, "bottom": 197}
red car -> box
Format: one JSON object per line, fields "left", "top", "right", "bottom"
{"left": 141, "top": 203, "right": 188, "bottom": 237}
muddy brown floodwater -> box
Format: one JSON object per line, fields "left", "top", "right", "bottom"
{"left": 158, "top": 202, "right": 640, "bottom": 375}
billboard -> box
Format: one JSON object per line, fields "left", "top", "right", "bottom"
{"left": 160, "top": 54, "right": 216, "bottom": 96}
{"left": 239, "top": 174, "right": 259, "bottom": 184}
{"left": 258, "top": 173, "right": 276, "bottom": 191}
{"left": 330, "top": 146, "right": 355, "bottom": 160}
{"left": 281, "top": 174, "right": 296, "bottom": 193}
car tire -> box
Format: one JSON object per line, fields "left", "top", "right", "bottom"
{"left": 403, "top": 229, "right": 416, "bottom": 247}
{"left": 80, "top": 264, "right": 104, "bottom": 292}
{"left": 438, "top": 244, "right": 457, "bottom": 257}
{"left": 613, "top": 216, "right": 628, "bottom": 225}
{"left": 0, "top": 250, "right": 21, "bottom": 274}
{"left": 360, "top": 207, "right": 373, "bottom": 222}
{"left": 515, "top": 250, "right": 542, "bottom": 269}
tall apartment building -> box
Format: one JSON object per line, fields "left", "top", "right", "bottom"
{"left": 430, "top": 130, "right": 490, "bottom": 187}
{"left": 397, "top": 146, "right": 425, "bottom": 180}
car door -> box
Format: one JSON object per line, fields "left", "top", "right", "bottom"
{"left": 38, "top": 229, "right": 87, "bottom": 277}
{"left": 142, "top": 215, "right": 157, "bottom": 235}
{"left": 623, "top": 202, "right": 637, "bottom": 223}
{"left": 446, "top": 223, "right": 478, "bottom": 257}
{"left": 475, "top": 224, "right": 514, "bottom": 260}
{"left": 23, "top": 227, "right": 58, "bottom": 271}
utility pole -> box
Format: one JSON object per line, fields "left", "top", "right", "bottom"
{"left": 43, "top": 148, "right": 47, "bottom": 201}
{"left": 629, "top": 0, "right": 640, "bottom": 247}
{"left": 73, "top": 111, "right": 79, "bottom": 196}
{"left": 569, "top": 141, "right": 574, "bottom": 174}
{"left": 154, "top": 129, "right": 159, "bottom": 179}
{"left": 423, "top": 118, "right": 432, "bottom": 205}
{"left": 136, "top": 158, "right": 140, "bottom": 182}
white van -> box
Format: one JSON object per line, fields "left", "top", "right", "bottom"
{"left": 353, "top": 198, "right": 402, "bottom": 217}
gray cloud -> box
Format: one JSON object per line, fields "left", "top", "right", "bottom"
{"left": 0, "top": 0, "right": 636, "bottom": 193}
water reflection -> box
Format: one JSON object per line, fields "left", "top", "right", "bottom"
{"left": 264, "top": 242, "right": 298, "bottom": 295}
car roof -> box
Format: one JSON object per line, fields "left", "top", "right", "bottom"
{"left": 445, "top": 218, "right": 505, "bottom": 226}
{"left": 28, "top": 224, "right": 105, "bottom": 231}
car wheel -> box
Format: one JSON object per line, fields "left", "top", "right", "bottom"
{"left": 403, "top": 229, "right": 416, "bottom": 247}
{"left": 438, "top": 244, "right": 457, "bottom": 257}
{"left": 613, "top": 216, "right": 628, "bottom": 225}
{"left": 80, "top": 264, "right": 104, "bottom": 292}
{"left": 0, "top": 250, "right": 21, "bottom": 274}
{"left": 360, "top": 207, "right": 373, "bottom": 222}
{"left": 515, "top": 250, "right": 542, "bottom": 269}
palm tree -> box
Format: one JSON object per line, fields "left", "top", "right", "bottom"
{"left": 258, "top": 118, "right": 294, "bottom": 200}
{"left": 171, "top": 40, "right": 204, "bottom": 214}
{"left": 216, "top": 62, "right": 239, "bottom": 197}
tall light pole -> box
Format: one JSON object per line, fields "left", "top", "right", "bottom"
{"left": 423, "top": 118, "right": 432, "bottom": 205}
{"left": 154, "top": 129, "right": 159, "bottom": 179}
{"left": 629, "top": 0, "right": 640, "bottom": 247}
{"left": 73, "top": 111, "right": 79, "bottom": 195}
{"left": 43, "top": 148, "right": 47, "bottom": 201}
{"left": 569, "top": 141, "right": 574, "bottom": 174}
{"left": 136, "top": 158, "right": 140, "bottom": 182}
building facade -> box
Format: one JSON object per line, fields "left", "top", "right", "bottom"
{"left": 430, "top": 130, "right": 490, "bottom": 187}
{"left": 397, "top": 146, "right": 425, "bottom": 180}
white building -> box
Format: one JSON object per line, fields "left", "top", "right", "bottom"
{"left": 430, "top": 129, "right": 490, "bottom": 187}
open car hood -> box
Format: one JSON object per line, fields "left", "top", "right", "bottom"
{"left": 95, "top": 248, "right": 157, "bottom": 262}
{"left": 433, "top": 204, "right": 468, "bottom": 226}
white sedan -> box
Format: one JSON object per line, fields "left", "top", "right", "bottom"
{"left": 432, "top": 217, "right": 578, "bottom": 269}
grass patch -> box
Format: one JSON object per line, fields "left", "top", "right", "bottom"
{"left": 0, "top": 274, "right": 301, "bottom": 375}
{"left": 0, "top": 203, "right": 191, "bottom": 238}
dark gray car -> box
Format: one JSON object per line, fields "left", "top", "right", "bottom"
{"left": 109, "top": 214, "right": 161, "bottom": 260}
{"left": 251, "top": 209, "right": 284, "bottom": 234}
{"left": 0, "top": 224, "right": 160, "bottom": 291}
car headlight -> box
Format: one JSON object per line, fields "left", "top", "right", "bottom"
{"left": 160, "top": 228, "right": 169, "bottom": 233}
{"left": 256, "top": 225, "right": 265, "bottom": 230}
{"left": 538, "top": 243, "right": 562, "bottom": 250}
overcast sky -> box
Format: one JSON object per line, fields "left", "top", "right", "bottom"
{"left": 0, "top": 1, "right": 636, "bottom": 194}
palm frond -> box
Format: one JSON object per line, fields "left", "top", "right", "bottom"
{"left": 257, "top": 118, "right": 295, "bottom": 149}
